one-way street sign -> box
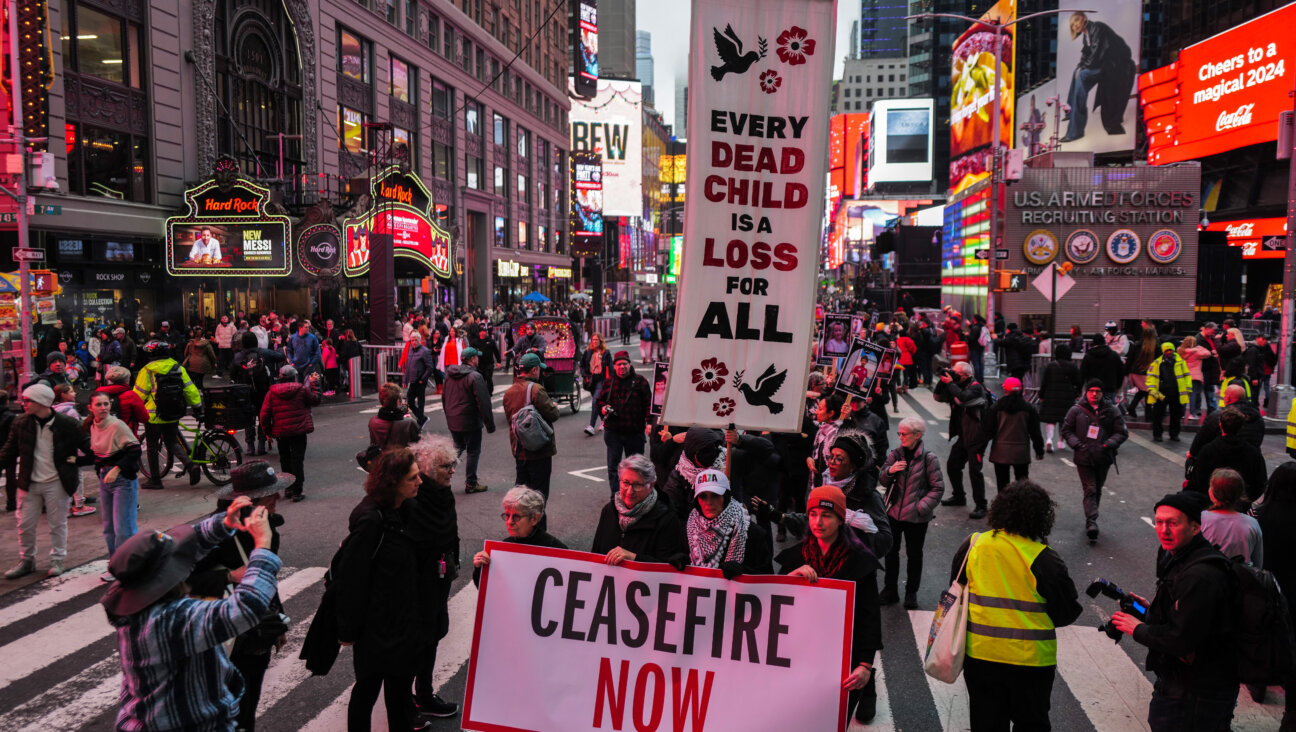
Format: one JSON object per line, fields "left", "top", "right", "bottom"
{"left": 12, "top": 248, "right": 45, "bottom": 261}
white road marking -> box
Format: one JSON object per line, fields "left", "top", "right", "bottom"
{"left": 358, "top": 407, "right": 379, "bottom": 414}
{"left": 567, "top": 466, "right": 607, "bottom": 483}
{"left": 1061, "top": 458, "right": 1075, "bottom": 467}
{"left": 908, "top": 610, "right": 971, "bottom": 731}
{"left": 0, "top": 559, "right": 109, "bottom": 628}
{"left": 939, "top": 432, "right": 949, "bottom": 440}
{"left": 926, "top": 419, "right": 937, "bottom": 425}
{"left": 1141, "top": 516, "right": 1154, "bottom": 528}
{"left": 1054, "top": 625, "right": 1153, "bottom": 731}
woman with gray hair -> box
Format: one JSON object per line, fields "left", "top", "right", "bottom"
{"left": 403, "top": 436, "right": 463, "bottom": 720}
{"left": 472, "top": 486, "right": 567, "bottom": 585}
{"left": 591, "top": 454, "right": 687, "bottom": 566}
{"left": 877, "top": 416, "right": 945, "bottom": 609}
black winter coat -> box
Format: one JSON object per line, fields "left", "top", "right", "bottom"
{"left": 1080, "top": 344, "right": 1125, "bottom": 395}
{"left": 1060, "top": 399, "right": 1128, "bottom": 467}
{"left": 1187, "top": 433, "right": 1268, "bottom": 500}
{"left": 987, "top": 392, "right": 1045, "bottom": 465}
{"left": 935, "top": 378, "right": 991, "bottom": 451}
{"left": 404, "top": 478, "right": 461, "bottom": 644}
{"left": 442, "top": 365, "right": 496, "bottom": 433}
{"left": 776, "top": 540, "right": 882, "bottom": 668}
{"left": 590, "top": 496, "right": 688, "bottom": 565}
{"left": 1189, "top": 400, "right": 1264, "bottom": 457}
{"left": 1039, "top": 359, "right": 1082, "bottom": 423}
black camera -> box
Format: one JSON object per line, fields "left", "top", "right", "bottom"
{"left": 1086, "top": 578, "right": 1148, "bottom": 643}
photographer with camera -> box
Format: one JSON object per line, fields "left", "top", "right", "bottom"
{"left": 934, "top": 361, "right": 992, "bottom": 519}
{"left": 1110, "top": 491, "right": 1239, "bottom": 732}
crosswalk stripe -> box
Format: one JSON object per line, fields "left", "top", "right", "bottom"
{"left": 0, "top": 566, "right": 325, "bottom": 731}
{"left": 0, "top": 594, "right": 115, "bottom": 691}
{"left": 1054, "top": 624, "right": 1152, "bottom": 731}
{"left": 252, "top": 567, "right": 329, "bottom": 716}
{"left": 0, "top": 559, "right": 109, "bottom": 627}
{"left": 907, "top": 610, "right": 972, "bottom": 731}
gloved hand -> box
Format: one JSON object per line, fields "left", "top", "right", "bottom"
{"left": 845, "top": 509, "right": 877, "bottom": 533}
{"left": 750, "top": 496, "right": 777, "bottom": 524}
{"left": 667, "top": 553, "right": 689, "bottom": 572}
{"left": 720, "top": 561, "right": 745, "bottom": 580}
{"left": 192, "top": 407, "right": 205, "bottom": 422}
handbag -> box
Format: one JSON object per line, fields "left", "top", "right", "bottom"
{"left": 923, "top": 532, "right": 978, "bottom": 683}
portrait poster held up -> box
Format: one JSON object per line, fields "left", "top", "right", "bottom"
{"left": 661, "top": 0, "right": 836, "bottom": 432}
{"left": 820, "top": 314, "right": 854, "bottom": 359}
{"left": 834, "top": 338, "right": 890, "bottom": 399}
{"left": 650, "top": 361, "right": 670, "bottom": 417}
{"left": 463, "top": 543, "right": 855, "bottom": 732}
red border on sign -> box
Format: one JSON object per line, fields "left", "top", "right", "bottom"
{"left": 462, "top": 541, "right": 855, "bottom": 732}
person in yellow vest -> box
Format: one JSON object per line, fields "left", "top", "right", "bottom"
{"left": 1287, "top": 396, "right": 1296, "bottom": 461}
{"left": 1218, "top": 360, "right": 1251, "bottom": 408}
{"left": 950, "top": 480, "right": 1081, "bottom": 730}
{"left": 1146, "top": 342, "right": 1191, "bottom": 443}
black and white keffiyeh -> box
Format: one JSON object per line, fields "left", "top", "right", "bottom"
{"left": 686, "top": 498, "right": 749, "bottom": 568}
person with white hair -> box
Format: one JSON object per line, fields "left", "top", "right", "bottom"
{"left": 935, "top": 360, "right": 992, "bottom": 519}
{"left": 591, "top": 454, "right": 687, "bottom": 566}
{"left": 472, "top": 486, "right": 567, "bottom": 584}
{"left": 877, "top": 416, "right": 945, "bottom": 609}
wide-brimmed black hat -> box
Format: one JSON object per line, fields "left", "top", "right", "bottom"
{"left": 216, "top": 460, "right": 294, "bottom": 500}
{"left": 101, "top": 525, "right": 202, "bottom": 616}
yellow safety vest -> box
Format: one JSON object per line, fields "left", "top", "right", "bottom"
{"left": 1286, "top": 398, "right": 1296, "bottom": 455}
{"left": 966, "top": 530, "right": 1057, "bottom": 667}
{"left": 1219, "top": 376, "right": 1252, "bottom": 408}
{"left": 1146, "top": 355, "right": 1191, "bottom": 405}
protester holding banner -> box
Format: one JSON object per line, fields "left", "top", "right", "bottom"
{"left": 685, "top": 469, "right": 771, "bottom": 577}
{"left": 948, "top": 481, "right": 1082, "bottom": 731}
{"left": 334, "top": 448, "right": 427, "bottom": 732}
{"left": 775, "top": 485, "right": 884, "bottom": 725}
{"left": 472, "top": 486, "right": 567, "bottom": 586}
{"left": 405, "top": 438, "right": 464, "bottom": 720}
{"left": 808, "top": 393, "right": 847, "bottom": 493}
{"left": 592, "top": 454, "right": 687, "bottom": 566}
{"left": 662, "top": 427, "right": 728, "bottom": 522}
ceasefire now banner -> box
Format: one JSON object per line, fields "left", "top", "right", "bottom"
{"left": 661, "top": 0, "right": 835, "bottom": 432}
{"left": 463, "top": 543, "right": 853, "bottom": 732}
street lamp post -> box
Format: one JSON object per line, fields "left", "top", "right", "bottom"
{"left": 906, "top": 8, "right": 1093, "bottom": 334}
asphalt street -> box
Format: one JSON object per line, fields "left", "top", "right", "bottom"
{"left": 0, "top": 365, "right": 1291, "bottom": 730}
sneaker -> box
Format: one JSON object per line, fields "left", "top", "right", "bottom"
{"left": 969, "top": 506, "right": 987, "bottom": 520}
{"left": 1087, "top": 526, "right": 1099, "bottom": 545}
{"left": 100, "top": 572, "right": 115, "bottom": 583}
{"left": 4, "top": 558, "right": 35, "bottom": 579}
{"left": 465, "top": 484, "right": 489, "bottom": 494}
{"left": 1045, "top": 442, "right": 1053, "bottom": 454}
{"left": 941, "top": 496, "right": 967, "bottom": 507}
{"left": 904, "top": 592, "right": 919, "bottom": 610}
{"left": 70, "top": 504, "right": 97, "bottom": 517}
{"left": 47, "top": 560, "right": 64, "bottom": 578}
{"left": 416, "top": 694, "right": 460, "bottom": 719}
{"left": 584, "top": 425, "right": 596, "bottom": 436}
{"left": 1152, "top": 436, "right": 1163, "bottom": 443}
{"left": 291, "top": 492, "right": 305, "bottom": 503}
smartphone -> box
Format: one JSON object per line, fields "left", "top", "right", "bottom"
{"left": 239, "top": 505, "right": 253, "bottom": 521}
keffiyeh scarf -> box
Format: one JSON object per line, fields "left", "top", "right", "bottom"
{"left": 686, "top": 499, "right": 749, "bottom": 568}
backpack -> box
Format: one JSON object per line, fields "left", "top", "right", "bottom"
{"left": 152, "top": 364, "right": 188, "bottom": 421}
{"left": 234, "top": 351, "right": 271, "bottom": 393}
{"left": 104, "top": 390, "right": 123, "bottom": 419}
{"left": 1231, "top": 560, "right": 1296, "bottom": 684}
{"left": 510, "top": 381, "right": 554, "bottom": 453}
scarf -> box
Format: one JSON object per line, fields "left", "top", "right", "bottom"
{"left": 590, "top": 350, "right": 604, "bottom": 376}
{"left": 801, "top": 535, "right": 851, "bottom": 579}
{"left": 686, "top": 499, "right": 749, "bottom": 568}
{"left": 675, "top": 450, "right": 727, "bottom": 486}
{"left": 614, "top": 487, "right": 659, "bottom": 532}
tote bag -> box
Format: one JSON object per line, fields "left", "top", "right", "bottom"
{"left": 924, "top": 533, "right": 978, "bottom": 683}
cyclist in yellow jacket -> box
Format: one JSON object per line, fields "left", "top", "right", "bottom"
{"left": 1146, "top": 342, "right": 1191, "bottom": 443}
{"left": 950, "top": 480, "right": 1082, "bottom": 730}
{"left": 134, "top": 340, "right": 203, "bottom": 489}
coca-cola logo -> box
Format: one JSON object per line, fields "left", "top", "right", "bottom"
{"left": 1216, "top": 103, "right": 1255, "bottom": 131}
{"left": 309, "top": 241, "right": 337, "bottom": 260}
{"left": 1226, "top": 222, "right": 1256, "bottom": 237}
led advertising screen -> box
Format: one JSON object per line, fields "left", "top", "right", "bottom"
{"left": 165, "top": 178, "right": 291, "bottom": 277}
{"left": 342, "top": 167, "right": 452, "bottom": 278}
{"left": 569, "top": 79, "right": 643, "bottom": 218}
{"left": 570, "top": 151, "right": 603, "bottom": 257}
{"left": 869, "top": 99, "right": 934, "bottom": 183}
{"left": 573, "top": 0, "right": 599, "bottom": 99}
{"left": 1052, "top": 1, "right": 1141, "bottom": 153}
{"left": 949, "top": 0, "right": 1017, "bottom": 190}
{"left": 1140, "top": 2, "right": 1296, "bottom": 165}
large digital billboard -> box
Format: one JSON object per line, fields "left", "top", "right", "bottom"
{"left": 343, "top": 167, "right": 452, "bottom": 278}
{"left": 949, "top": 0, "right": 1016, "bottom": 191}
{"left": 1140, "top": 2, "right": 1296, "bottom": 165}
{"left": 569, "top": 151, "right": 603, "bottom": 257}
{"left": 572, "top": 0, "right": 598, "bottom": 99}
{"left": 869, "top": 99, "right": 934, "bottom": 183}
{"left": 569, "top": 79, "right": 643, "bottom": 218}
{"left": 1053, "top": 1, "right": 1141, "bottom": 153}
{"left": 165, "top": 177, "right": 291, "bottom": 277}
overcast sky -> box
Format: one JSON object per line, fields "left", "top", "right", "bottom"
{"left": 637, "top": 0, "right": 860, "bottom": 133}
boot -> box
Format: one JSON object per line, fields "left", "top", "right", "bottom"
{"left": 879, "top": 585, "right": 900, "bottom": 605}
{"left": 257, "top": 439, "right": 268, "bottom": 455}
{"left": 245, "top": 440, "right": 256, "bottom": 456}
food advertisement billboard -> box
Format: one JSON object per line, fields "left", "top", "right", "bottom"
{"left": 949, "top": 0, "right": 1016, "bottom": 190}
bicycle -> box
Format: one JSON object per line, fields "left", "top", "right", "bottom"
{"left": 138, "top": 415, "right": 244, "bottom": 487}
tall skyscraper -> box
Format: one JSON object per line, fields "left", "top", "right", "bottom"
{"left": 636, "top": 30, "right": 655, "bottom": 107}
{"left": 597, "top": 0, "right": 637, "bottom": 79}
{"left": 675, "top": 84, "right": 688, "bottom": 139}
{"left": 860, "top": 0, "right": 909, "bottom": 58}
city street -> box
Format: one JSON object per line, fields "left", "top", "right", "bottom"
{"left": 0, "top": 369, "right": 1290, "bottom": 731}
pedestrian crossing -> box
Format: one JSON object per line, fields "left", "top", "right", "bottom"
{"left": 0, "top": 561, "right": 1288, "bottom": 731}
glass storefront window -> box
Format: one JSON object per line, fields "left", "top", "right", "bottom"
{"left": 338, "top": 29, "right": 370, "bottom": 83}
{"left": 340, "top": 107, "right": 366, "bottom": 153}
{"left": 391, "top": 57, "right": 411, "bottom": 102}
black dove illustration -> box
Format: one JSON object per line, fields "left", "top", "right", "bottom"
{"left": 710, "top": 24, "right": 767, "bottom": 81}
{"left": 733, "top": 364, "right": 787, "bottom": 414}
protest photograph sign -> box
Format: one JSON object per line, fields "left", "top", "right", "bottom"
{"left": 835, "top": 339, "right": 887, "bottom": 399}
{"left": 651, "top": 361, "right": 669, "bottom": 416}
{"left": 820, "top": 314, "right": 853, "bottom": 359}
{"left": 464, "top": 543, "right": 853, "bottom": 732}
{"left": 661, "top": 0, "right": 835, "bottom": 432}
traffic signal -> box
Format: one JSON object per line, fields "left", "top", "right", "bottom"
{"left": 993, "top": 269, "right": 1027, "bottom": 292}
{"left": 31, "top": 270, "right": 54, "bottom": 295}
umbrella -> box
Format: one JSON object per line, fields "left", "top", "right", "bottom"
{"left": 522, "top": 291, "right": 551, "bottom": 303}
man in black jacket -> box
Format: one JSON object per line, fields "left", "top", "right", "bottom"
{"left": 1185, "top": 408, "right": 1267, "bottom": 500}
{"left": 595, "top": 351, "right": 651, "bottom": 496}
{"left": 1112, "top": 492, "right": 1238, "bottom": 732}
{"left": 442, "top": 348, "right": 496, "bottom": 494}
{"left": 1243, "top": 335, "right": 1277, "bottom": 410}
{"left": 1189, "top": 383, "right": 1264, "bottom": 458}
{"left": 1061, "top": 379, "right": 1128, "bottom": 544}
{"left": 986, "top": 377, "right": 1045, "bottom": 491}
{"left": 935, "top": 362, "right": 991, "bottom": 519}
{"left": 1080, "top": 333, "right": 1125, "bottom": 397}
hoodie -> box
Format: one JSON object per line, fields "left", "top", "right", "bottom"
{"left": 1080, "top": 343, "right": 1125, "bottom": 394}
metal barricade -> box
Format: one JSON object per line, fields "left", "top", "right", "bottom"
{"left": 359, "top": 343, "right": 403, "bottom": 379}
{"left": 376, "top": 350, "right": 390, "bottom": 389}
{"left": 348, "top": 357, "right": 362, "bottom": 400}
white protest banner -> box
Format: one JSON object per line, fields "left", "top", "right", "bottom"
{"left": 661, "top": 0, "right": 836, "bottom": 432}
{"left": 463, "top": 542, "right": 853, "bottom": 732}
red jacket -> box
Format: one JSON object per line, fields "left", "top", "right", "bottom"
{"left": 95, "top": 384, "right": 148, "bottom": 436}
{"left": 897, "top": 336, "right": 917, "bottom": 366}
{"left": 259, "top": 381, "right": 320, "bottom": 438}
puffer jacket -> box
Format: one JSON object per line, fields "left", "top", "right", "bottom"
{"left": 259, "top": 381, "right": 320, "bottom": 438}
{"left": 987, "top": 391, "right": 1045, "bottom": 465}
{"left": 878, "top": 443, "right": 944, "bottom": 523}
{"left": 95, "top": 384, "right": 149, "bottom": 435}
{"left": 183, "top": 338, "right": 217, "bottom": 375}
{"left": 1060, "top": 398, "right": 1128, "bottom": 467}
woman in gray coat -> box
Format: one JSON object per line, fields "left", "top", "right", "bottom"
{"left": 877, "top": 417, "right": 945, "bottom": 609}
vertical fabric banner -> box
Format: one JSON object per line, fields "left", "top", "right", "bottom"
{"left": 662, "top": 0, "right": 836, "bottom": 431}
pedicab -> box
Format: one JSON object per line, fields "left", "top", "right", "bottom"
{"left": 512, "top": 316, "right": 582, "bottom": 413}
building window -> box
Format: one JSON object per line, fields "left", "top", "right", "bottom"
{"left": 516, "top": 173, "right": 527, "bottom": 204}
{"left": 61, "top": 3, "right": 144, "bottom": 88}
{"left": 443, "top": 25, "right": 456, "bottom": 62}
{"left": 462, "top": 38, "right": 474, "bottom": 74}
{"left": 393, "top": 126, "right": 417, "bottom": 170}
{"left": 494, "top": 216, "right": 507, "bottom": 247}
{"left": 65, "top": 123, "right": 149, "bottom": 201}
{"left": 465, "top": 101, "right": 481, "bottom": 136}
{"left": 385, "top": 0, "right": 397, "bottom": 25}
{"left": 493, "top": 113, "right": 507, "bottom": 145}
{"left": 339, "top": 107, "right": 367, "bottom": 153}
{"left": 391, "top": 56, "right": 412, "bottom": 102}
{"left": 517, "top": 221, "right": 528, "bottom": 250}
{"left": 338, "top": 28, "right": 371, "bottom": 83}
{"left": 427, "top": 12, "right": 440, "bottom": 53}
{"left": 495, "top": 164, "right": 509, "bottom": 198}
{"left": 431, "top": 77, "right": 452, "bottom": 118}
{"left": 432, "top": 141, "right": 454, "bottom": 180}
{"left": 405, "top": 0, "right": 417, "bottom": 35}
{"left": 466, "top": 154, "right": 483, "bottom": 189}
{"left": 517, "top": 129, "right": 529, "bottom": 158}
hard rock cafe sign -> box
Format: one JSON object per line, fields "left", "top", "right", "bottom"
{"left": 343, "top": 166, "right": 453, "bottom": 279}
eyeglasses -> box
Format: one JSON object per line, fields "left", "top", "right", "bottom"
{"left": 619, "top": 479, "right": 648, "bottom": 490}
{"left": 501, "top": 512, "right": 533, "bottom": 523}
{"left": 437, "top": 462, "right": 458, "bottom": 470}
{"left": 898, "top": 430, "right": 918, "bottom": 436}
{"left": 826, "top": 454, "right": 849, "bottom": 464}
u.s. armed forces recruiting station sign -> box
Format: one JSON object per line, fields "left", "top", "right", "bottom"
{"left": 463, "top": 543, "right": 854, "bottom": 732}
{"left": 663, "top": 0, "right": 836, "bottom": 432}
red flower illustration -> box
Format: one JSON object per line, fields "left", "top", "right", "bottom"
{"left": 759, "top": 69, "right": 782, "bottom": 95}
{"left": 712, "top": 397, "right": 736, "bottom": 418}
{"left": 776, "top": 27, "right": 816, "bottom": 65}
{"left": 691, "top": 358, "right": 729, "bottom": 393}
